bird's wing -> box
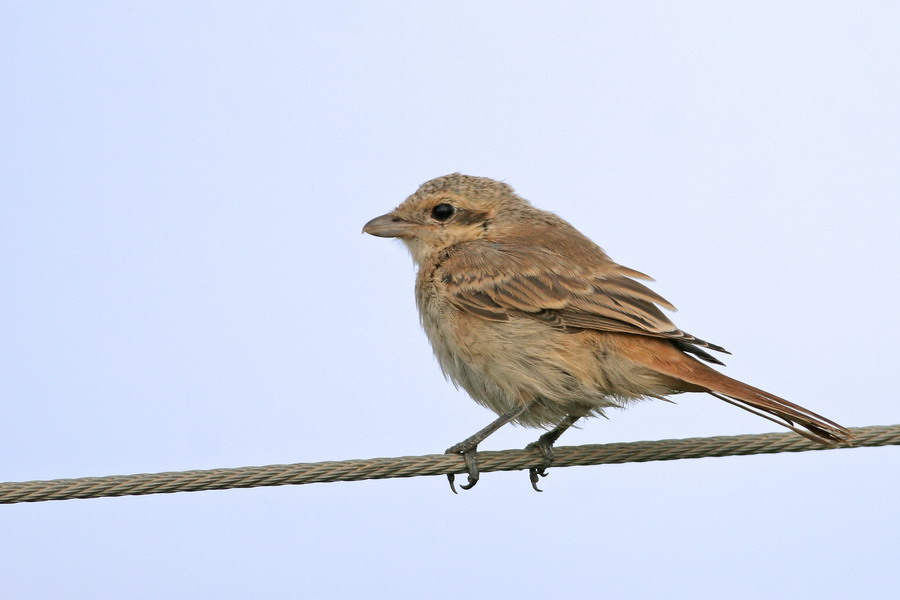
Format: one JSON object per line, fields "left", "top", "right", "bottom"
{"left": 439, "top": 235, "right": 728, "bottom": 361}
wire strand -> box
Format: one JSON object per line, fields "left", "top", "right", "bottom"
{"left": 2, "top": 424, "right": 897, "bottom": 505}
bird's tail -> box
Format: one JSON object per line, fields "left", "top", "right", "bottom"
{"left": 619, "top": 338, "right": 853, "bottom": 446}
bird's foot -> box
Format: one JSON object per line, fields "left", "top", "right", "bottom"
{"left": 525, "top": 434, "right": 557, "bottom": 492}
{"left": 444, "top": 441, "right": 480, "bottom": 494}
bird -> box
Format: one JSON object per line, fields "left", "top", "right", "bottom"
{"left": 363, "top": 173, "right": 852, "bottom": 492}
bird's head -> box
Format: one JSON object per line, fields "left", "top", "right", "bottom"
{"left": 363, "top": 173, "right": 532, "bottom": 265}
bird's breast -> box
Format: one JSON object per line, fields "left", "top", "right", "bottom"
{"left": 413, "top": 266, "right": 636, "bottom": 426}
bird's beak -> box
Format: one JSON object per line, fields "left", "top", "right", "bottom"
{"left": 362, "top": 213, "right": 418, "bottom": 238}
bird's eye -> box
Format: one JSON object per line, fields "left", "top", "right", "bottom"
{"left": 431, "top": 203, "right": 455, "bottom": 221}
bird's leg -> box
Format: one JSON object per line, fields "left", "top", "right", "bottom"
{"left": 526, "top": 413, "right": 584, "bottom": 492}
{"left": 445, "top": 403, "right": 530, "bottom": 493}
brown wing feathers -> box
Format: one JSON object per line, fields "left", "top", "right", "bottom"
{"left": 440, "top": 242, "right": 728, "bottom": 362}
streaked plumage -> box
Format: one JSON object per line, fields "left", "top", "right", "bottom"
{"left": 364, "top": 173, "right": 852, "bottom": 490}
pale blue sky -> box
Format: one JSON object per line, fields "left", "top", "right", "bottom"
{"left": 2, "top": 2, "right": 898, "bottom": 598}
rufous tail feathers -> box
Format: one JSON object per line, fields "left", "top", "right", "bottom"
{"left": 620, "top": 338, "right": 853, "bottom": 446}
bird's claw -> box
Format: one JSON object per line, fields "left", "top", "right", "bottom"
{"left": 525, "top": 437, "right": 556, "bottom": 492}
{"left": 528, "top": 468, "right": 547, "bottom": 492}
{"left": 445, "top": 444, "right": 480, "bottom": 494}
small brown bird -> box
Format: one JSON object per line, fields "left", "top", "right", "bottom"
{"left": 363, "top": 173, "right": 852, "bottom": 492}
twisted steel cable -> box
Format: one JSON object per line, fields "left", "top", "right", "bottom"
{"left": 1, "top": 424, "right": 897, "bottom": 504}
